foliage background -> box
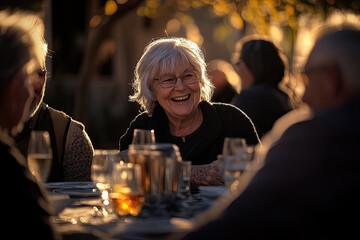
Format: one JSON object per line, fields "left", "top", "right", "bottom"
{"left": 1, "top": 0, "right": 359, "bottom": 148}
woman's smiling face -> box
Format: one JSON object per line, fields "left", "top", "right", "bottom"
{"left": 151, "top": 61, "right": 201, "bottom": 121}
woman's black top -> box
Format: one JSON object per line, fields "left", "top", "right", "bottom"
{"left": 120, "top": 101, "right": 259, "bottom": 165}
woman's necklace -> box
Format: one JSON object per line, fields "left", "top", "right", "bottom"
{"left": 170, "top": 109, "right": 203, "bottom": 142}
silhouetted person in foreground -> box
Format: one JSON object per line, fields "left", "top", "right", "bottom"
{"left": 0, "top": 10, "right": 56, "bottom": 239}
{"left": 182, "top": 27, "right": 360, "bottom": 239}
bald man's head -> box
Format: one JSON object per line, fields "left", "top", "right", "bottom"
{"left": 302, "top": 29, "right": 360, "bottom": 111}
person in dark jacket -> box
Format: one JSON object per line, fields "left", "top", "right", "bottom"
{"left": 0, "top": 10, "right": 56, "bottom": 239}
{"left": 181, "top": 28, "right": 360, "bottom": 239}
{"left": 120, "top": 37, "right": 259, "bottom": 185}
{"left": 232, "top": 36, "right": 298, "bottom": 137}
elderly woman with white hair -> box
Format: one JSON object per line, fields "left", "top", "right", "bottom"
{"left": 120, "top": 37, "right": 260, "bottom": 185}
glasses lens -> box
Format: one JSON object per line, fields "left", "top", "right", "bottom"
{"left": 159, "top": 75, "right": 176, "bottom": 88}
{"left": 182, "top": 71, "right": 198, "bottom": 85}
{"left": 157, "top": 70, "right": 199, "bottom": 88}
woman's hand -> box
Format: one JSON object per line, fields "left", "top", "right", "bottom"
{"left": 191, "top": 160, "right": 224, "bottom": 186}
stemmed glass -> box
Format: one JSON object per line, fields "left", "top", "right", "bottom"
{"left": 27, "top": 130, "right": 53, "bottom": 183}
{"left": 221, "top": 137, "right": 247, "bottom": 187}
{"left": 222, "top": 137, "right": 247, "bottom": 158}
{"left": 132, "top": 129, "right": 155, "bottom": 145}
{"left": 91, "top": 150, "right": 119, "bottom": 203}
{"left": 110, "top": 162, "right": 144, "bottom": 220}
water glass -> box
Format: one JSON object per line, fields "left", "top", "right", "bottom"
{"left": 222, "top": 137, "right": 248, "bottom": 187}
{"left": 222, "top": 137, "right": 247, "bottom": 157}
{"left": 132, "top": 129, "right": 155, "bottom": 145}
{"left": 110, "top": 162, "right": 144, "bottom": 218}
{"left": 27, "top": 131, "right": 53, "bottom": 183}
{"left": 91, "top": 149, "right": 118, "bottom": 194}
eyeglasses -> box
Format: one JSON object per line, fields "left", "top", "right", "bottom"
{"left": 154, "top": 69, "right": 199, "bottom": 88}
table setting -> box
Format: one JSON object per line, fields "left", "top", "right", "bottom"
{"left": 28, "top": 129, "right": 259, "bottom": 239}
{"left": 48, "top": 181, "right": 224, "bottom": 240}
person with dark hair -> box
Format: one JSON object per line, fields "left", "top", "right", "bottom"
{"left": 232, "top": 36, "right": 297, "bottom": 137}
{"left": 0, "top": 10, "right": 56, "bottom": 239}
{"left": 181, "top": 27, "right": 360, "bottom": 239}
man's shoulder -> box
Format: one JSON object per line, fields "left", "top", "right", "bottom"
{"left": 47, "top": 105, "right": 70, "bottom": 120}
{"left": 272, "top": 113, "right": 347, "bottom": 152}
{"left": 47, "top": 105, "right": 84, "bottom": 130}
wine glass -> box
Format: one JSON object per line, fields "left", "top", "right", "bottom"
{"left": 91, "top": 150, "right": 118, "bottom": 201}
{"left": 132, "top": 129, "right": 155, "bottom": 145}
{"left": 222, "top": 137, "right": 247, "bottom": 157}
{"left": 222, "top": 137, "right": 247, "bottom": 187}
{"left": 110, "top": 162, "right": 144, "bottom": 220}
{"left": 27, "top": 131, "right": 53, "bottom": 183}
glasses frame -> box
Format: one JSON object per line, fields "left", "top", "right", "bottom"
{"left": 153, "top": 69, "right": 200, "bottom": 89}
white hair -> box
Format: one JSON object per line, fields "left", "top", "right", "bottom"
{"left": 0, "top": 10, "right": 47, "bottom": 93}
{"left": 130, "top": 37, "right": 214, "bottom": 115}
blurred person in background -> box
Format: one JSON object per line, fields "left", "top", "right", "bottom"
{"left": 207, "top": 59, "right": 239, "bottom": 104}
{"left": 232, "top": 36, "right": 298, "bottom": 137}
{"left": 120, "top": 37, "right": 260, "bottom": 186}
{"left": 14, "top": 12, "right": 94, "bottom": 182}
{"left": 0, "top": 10, "right": 56, "bottom": 239}
{"left": 182, "top": 27, "right": 360, "bottom": 239}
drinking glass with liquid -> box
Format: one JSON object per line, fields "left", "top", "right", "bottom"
{"left": 27, "top": 131, "right": 53, "bottom": 183}
{"left": 110, "top": 162, "right": 144, "bottom": 218}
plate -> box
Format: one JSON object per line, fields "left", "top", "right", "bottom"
{"left": 53, "top": 187, "right": 100, "bottom": 198}
{"left": 199, "top": 186, "right": 228, "bottom": 198}
{"left": 123, "top": 217, "right": 193, "bottom": 234}
{"left": 46, "top": 181, "right": 96, "bottom": 190}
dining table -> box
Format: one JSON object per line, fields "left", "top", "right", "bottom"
{"left": 47, "top": 182, "right": 228, "bottom": 240}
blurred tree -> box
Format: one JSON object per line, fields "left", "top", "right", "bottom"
{"left": 136, "top": 0, "right": 360, "bottom": 34}
{"left": 2, "top": 0, "right": 358, "bottom": 125}
{"left": 75, "top": 0, "right": 144, "bottom": 125}
{"left": 133, "top": 0, "right": 360, "bottom": 61}
{"left": 75, "top": 0, "right": 360, "bottom": 124}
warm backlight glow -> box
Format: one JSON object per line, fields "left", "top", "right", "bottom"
{"left": 105, "top": 0, "right": 118, "bottom": 15}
